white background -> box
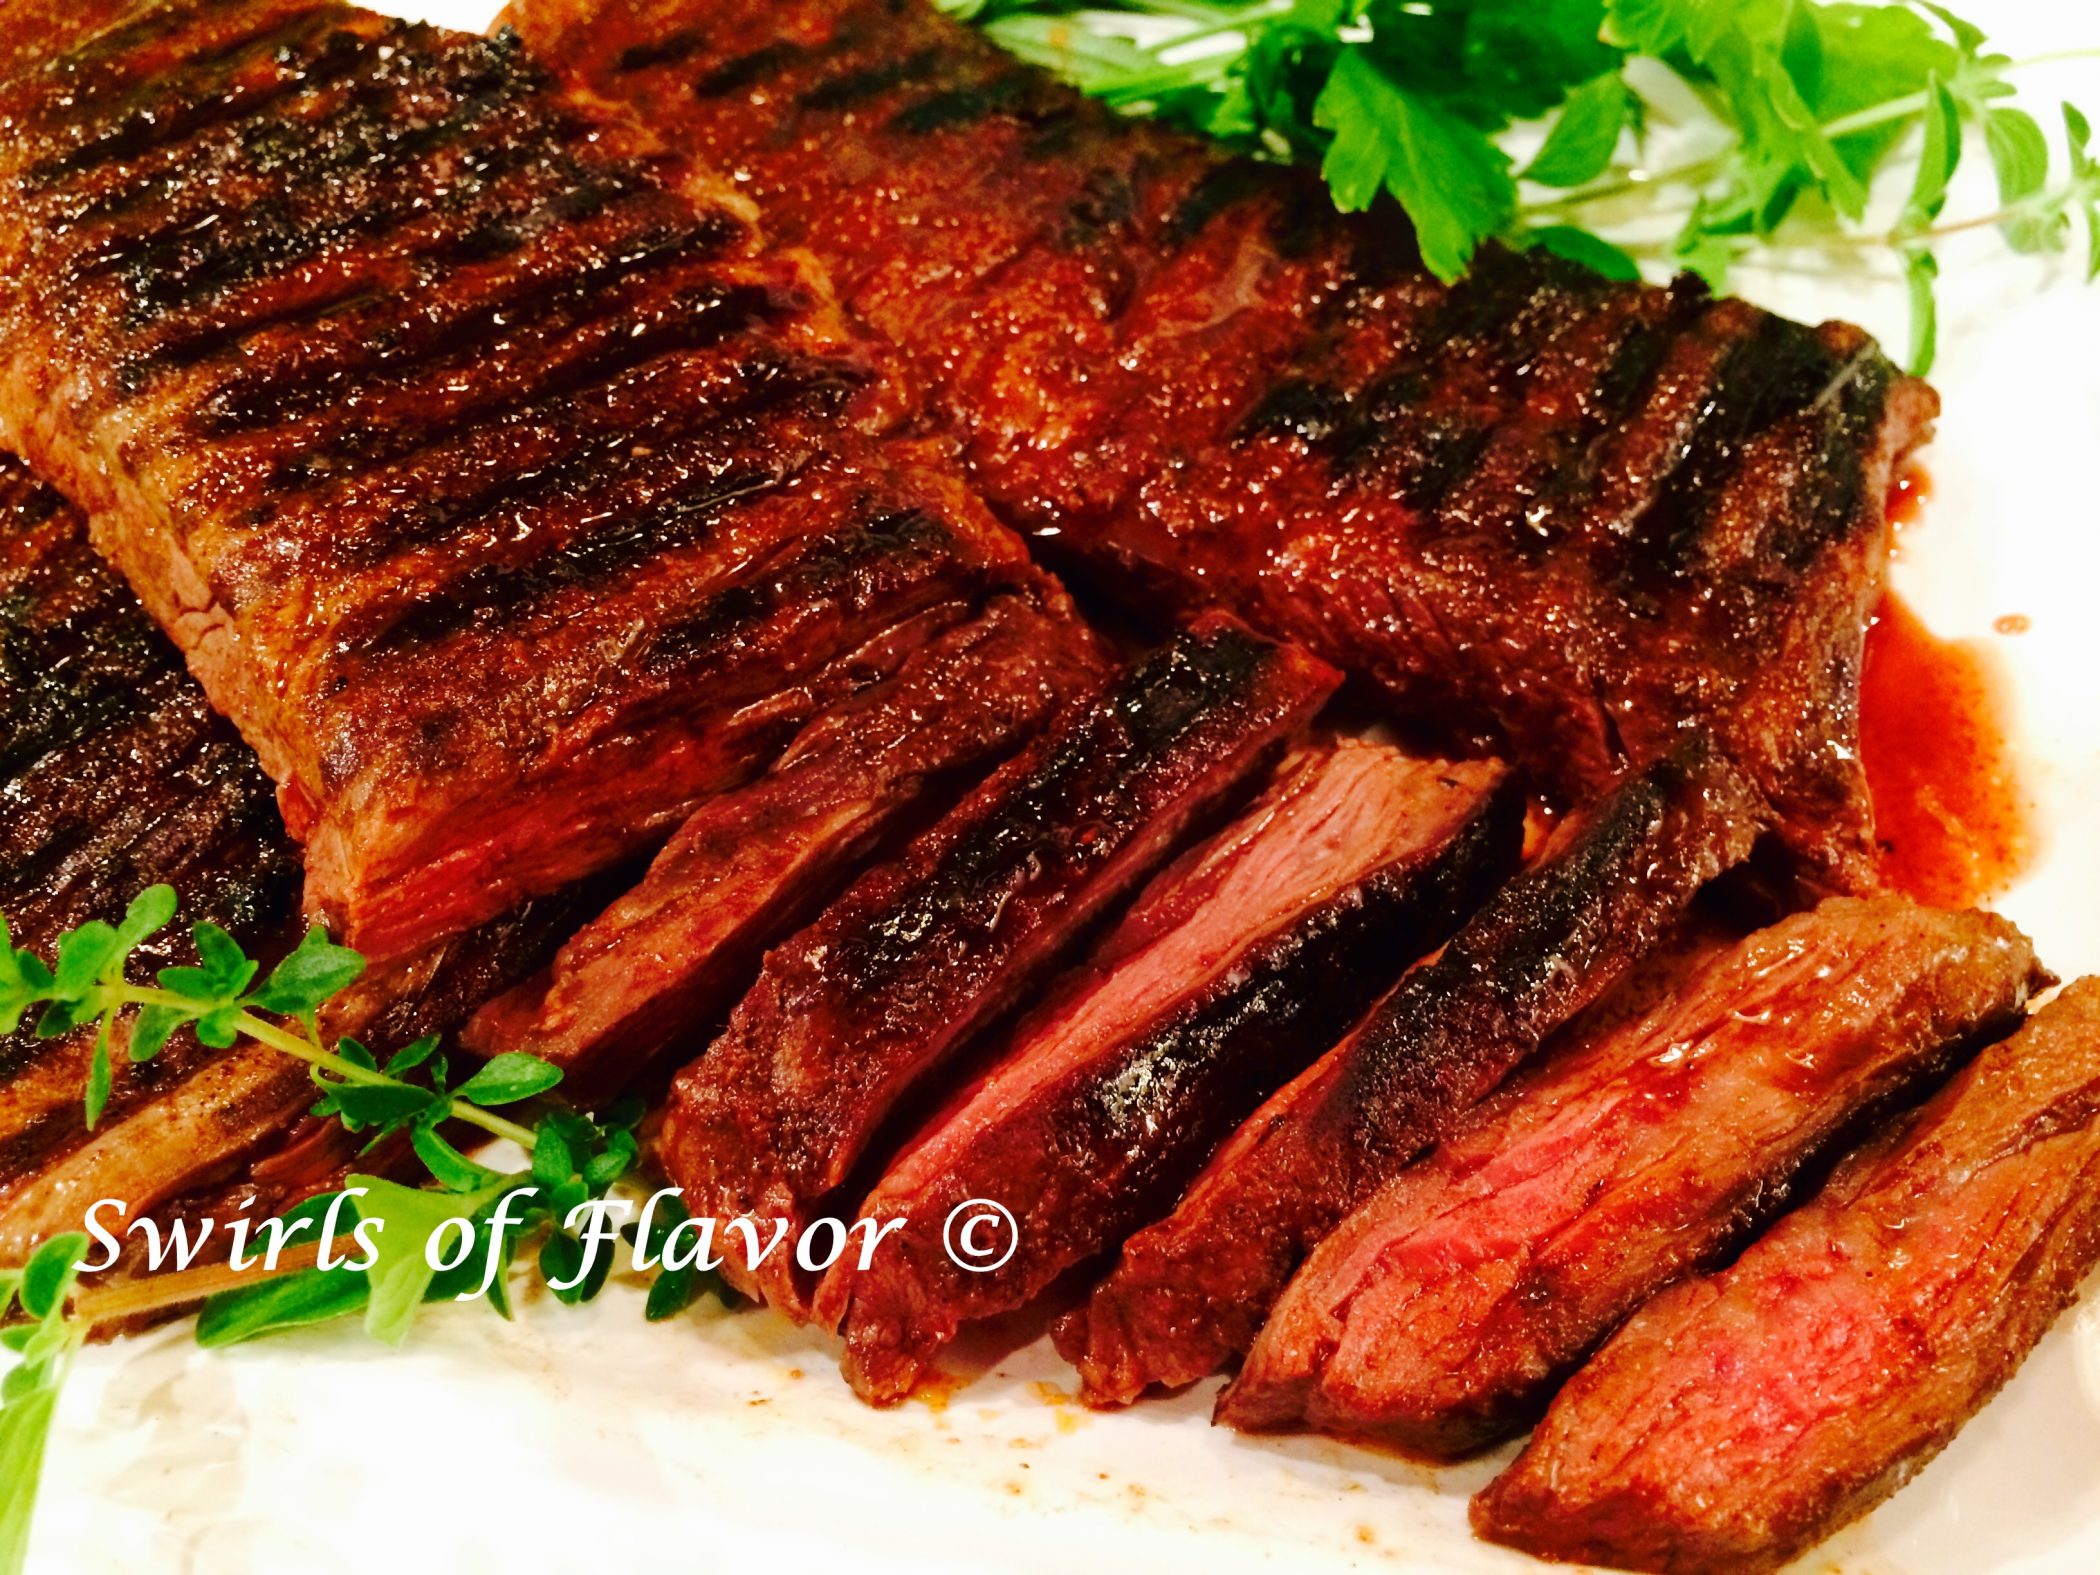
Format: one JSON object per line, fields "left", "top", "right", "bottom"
{"left": 29, "top": 4, "right": 2100, "bottom": 1572}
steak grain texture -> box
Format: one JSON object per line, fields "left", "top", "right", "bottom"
{"left": 1223, "top": 896, "right": 2044, "bottom": 1453}
{"left": 659, "top": 617, "right": 1339, "bottom": 1314}
{"left": 1474, "top": 979, "right": 2100, "bottom": 1575}
{"left": 1058, "top": 740, "right": 1767, "bottom": 1405}
{"left": 464, "top": 594, "right": 1109, "bottom": 1101}
{"left": 0, "top": 0, "right": 1042, "bottom": 963}
{"left": 816, "top": 742, "right": 1524, "bottom": 1402}
{"left": 511, "top": 0, "right": 1936, "bottom": 891}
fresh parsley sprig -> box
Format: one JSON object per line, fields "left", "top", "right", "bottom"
{"left": 0, "top": 1234, "right": 88, "bottom": 1575}
{"left": 938, "top": 0, "right": 2100, "bottom": 372}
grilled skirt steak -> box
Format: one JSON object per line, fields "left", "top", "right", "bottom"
{"left": 1475, "top": 979, "right": 2100, "bottom": 1575}
{"left": 508, "top": 0, "right": 1936, "bottom": 892}
{"left": 463, "top": 593, "right": 1110, "bottom": 1102}
{"left": 1223, "top": 896, "right": 2044, "bottom": 1453}
{"left": 1057, "top": 740, "right": 1767, "bottom": 1405}
{"left": 659, "top": 616, "right": 1338, "bottom": 1314}
{"left": 815, "top": 742, "right": 1524, "bottom": 1403}
{"left": 0, "top": 454, "right": 306, "bottom": 1255}
{"left": 0, "top": 0, "right": 1047, "bottom": 964}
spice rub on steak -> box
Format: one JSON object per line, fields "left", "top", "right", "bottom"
{"left": 0, "top": 0, "right": 1045, "bottom": 965}
{"left": 1223, "top": 896, "right": 2044, "bottom": 1454}
{"left": 815, "top": 742, "right": 1523, "bottom": 1404}
{"left": 659, "top": 617, "right": 1338, "bottom": 1315}
{"left": 464, "top": 594, "right": 1110, "bottom": 1103}
{"left": 1058, "top": 740, "right": 1768, "bottom": 1406}
{"left": 509, "top": 0, "right": 1936, "bottom": 892}
{"left": 1475, "top": 979, "right": 2100, "bottom": 1575}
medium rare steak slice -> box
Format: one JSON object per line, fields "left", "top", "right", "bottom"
{"left": 659, "top": 617, "right": 1338, "bottom": 1314}
{"left": 0, "top": 0, "right": 1043, "bottom": 963}
{"left": 814, "top": 742, "right": 1525, "bottom": 1403}
{"left": 1223, "top": 896, "right": 2044, "bottom": 1452}
{"left": 1057, "top": 740, "right": 1767, "bottom": 1405}
{"left": 1475, "top": 980, "right": 2100, "bottom": 1575}
{"left": 463, "top": 593, "right": 1110, "bottom": 1102}
{"left": 511, "top": 0, "right": 1934, "bottom": 890}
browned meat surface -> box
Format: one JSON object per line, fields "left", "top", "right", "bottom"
{"left": 1057, "top": 741, "right": 1767, "bottom": 1405}
{"left": 815, "top": 742, "right": 1524, "bottom": 1403}
{"left": 464, "top": 594, "right": 1110, "bottom": 1102}
{"left": 510, "top": 0, "right": 1936, "bottom": 892}
{"left": 0, "top": 453, "right": 306, "bottom": 1255}
{"left": 0, "top": 0, "right": 1045, "bottom": 964}
{"left": 1223, "top": 896, "right": 2044, "bottom": 1453}
{"left": 1475, "top": 980, "right": 2100, "bottom": 1575}
{"left": 659, "top": 617, "right": 1338, "bottom": 1314}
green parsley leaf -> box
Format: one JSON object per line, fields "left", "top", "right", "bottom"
{"left": 1525, "top": 73, "right": 1633, "bottom": 188}
{"left": 1315, "top": 49, "right": 1515, "bottom": 279}
{"left": 1518, "top": 224, "right": 1643, "bottom": 280}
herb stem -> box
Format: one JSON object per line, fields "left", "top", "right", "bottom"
{"left": 71, "top": 1240, "right": 334, "bottom": 1329}
{"left": 109, "top": 986, "right": 541, "bottom": 1151}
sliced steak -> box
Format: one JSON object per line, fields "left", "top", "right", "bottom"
{"left": 1475, "top": 979, "right": 2100, "bottom": 1575}
{"left": 659, "top": 617, "right": 1338, "bottom": 1314}
{"left": 1223, "top": 896, "right": 2044, "bottom": 1452}
{"left": 511, "top": 0, "right": 1935, "bottom": 890}
{"left": 0, "top": 1, "right": 1043, "bottom": 964}
{"left": 1057, "top": 740, "right": 1767, "bottom": 1405}
{"left": 815, "top": 742, "right": 1524, "bottom": 1402}
{"left": 463, "top": 593, "right": 1109, "bottom": 1102}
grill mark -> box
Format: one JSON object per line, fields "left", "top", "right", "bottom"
{"left": 334, "top": 464, "right": 799, "bottom": 658}
{"left": 285, "top": 285, "right": 825, "bottom": 483}
{"left": 27, "top": 13, "right": 377, "bottom": 192}
{"left": 693, "top": 41, "right": 803, "bottom": 98}
{"left": 329, "top": 347, "right": 843, "bottom": 568}
{"left": 1168, "top": 162, "right": 1270, "bottom": 245}
{"left": 1623, "top": 316, "right": 1840, "bottom": 582}
{"left": 639, "top": 508, "right": 960, "bottom": 680}
{"left": 195, "top": 248, "right": 770, "bottom": 438}
{"left": 889, "top": 72, "right": 1032, "bottom": 136}
{"left": 614, "top": 29, "right": 707, "bottom": 74}
{"left": 797, "top": 49, "right": 940, "bottom": 111}
{"left": 1785, "top": 353, "right": 1888, "bottom": 569}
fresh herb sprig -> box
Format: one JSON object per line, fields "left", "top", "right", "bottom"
{"left": 939, "top": 0, "right": 2100, "bottom": 372}
{"left": 0, "top": 886, "right": 714, "bottom": 1573}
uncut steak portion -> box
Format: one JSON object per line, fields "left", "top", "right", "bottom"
{"left": 1223, "top": 896, "right": 2043, "bottom": 1453}
{"left": 1475, "top": 980, "right": 2100, "bottom": 1575}
{"left": 0, "top": 0, "right": 1044, "bottom": 964}
{"left": 464, "top": 593, "right": 1110, "bottom": 1102}
{"left": 815, "top": 743, "right": 1523, "bottom": 1403}
{"left": 1058, "top": 740, "right": 1767, "bottom": 1405}
{"left": 511, "top": 0, "right": 1935, "bottom": 890}
{"left": 660, "top": 617, "right": 1338, "bottom": 1314}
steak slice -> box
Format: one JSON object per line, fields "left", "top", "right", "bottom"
{"left": 659, "top": 616, "right": 1339, "bottom": 1314}
{"left": 815, "top": 742, "right": 1525, "bottom": 1403}
{"left": 1057, "top": 739, "right": 1767, "bottom": 1405}
{"left": 1223, "top": 896, "right": 2044, "bottom": 1452}
{"left": 510, "top": 0, "right": 1935, "bottom": 890}
{"left": 1474, "top": 979, "right": 2100, "bottom": 1575}
{"left": 462, "top": 593, "right": 1110, "bottom": 1102}
{"left": 0, "top": 1, "right": 1042, "bottom": 963}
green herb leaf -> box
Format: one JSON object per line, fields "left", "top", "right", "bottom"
{"left": 452, "top": 1052, "right": 563, "bottom": 1109}
{"left": 1984, "top": 106, "right": 2058, "bottom": 252}
{"left": 113, "top": 886, "right": 177, "bottom": 952}
{"left": 645, "top": 1266, "right": 704, "bottom": 1322}
{"left": 1315, "top": 49, "right": 1515, "bottom": 279}
{"left": 1525, "top": 73, "right": 1631, "bottom": 188}
{"left": 410, "top": 1122, "right": 502, "bottom": 1194}
{"left": 83, "top": 1033, "right": 112, "bottom": 1131}
{"left": 345, "top": 1175, "right": 493, "bottom": 1346}
{"left": 127, "top": 1003, "right": 191, "bottom": 1065}
{"left": 18, "top": 1236, "right": 86, "bottom": 1324}
{"left": 382, "top": 1035, "right": 441, "bottom": 1077}
{"left": 196, "top": 1266, "right": 369, "bottom": 1348}
{"left": 1519, "top": 224, "right": 1643, "bottom": 280}
{"left": 249, "top": 926, "right": 364, "bottom": 1020}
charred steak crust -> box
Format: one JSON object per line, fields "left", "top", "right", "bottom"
{"left": 0, "top": 0, "right": 1043, "bottom": 965}
{"left": 1056, "top": 738, "right": 1769, "bottom": 1405}
{"left": 659, "top": 616, "right": 1339, "bottom": 1315}
{"left": 463, "top": 592, "right": 1112, "bottom": 1102}
{"left": 816, "top": 744, "right": 1525, "bottom": 1404}
{"left": 1474, "top": 979, "right": 2100, "bottom": 1575}
{"left": 1223, "top": 895, "right": 2044, "bottom": 1453}
{"left": 508, "top": 0, "right": 1936, "bottom": 891}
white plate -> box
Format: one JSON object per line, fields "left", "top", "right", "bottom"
{"left": 28, "top": 5, "right": 2100, "bottom": 1572}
